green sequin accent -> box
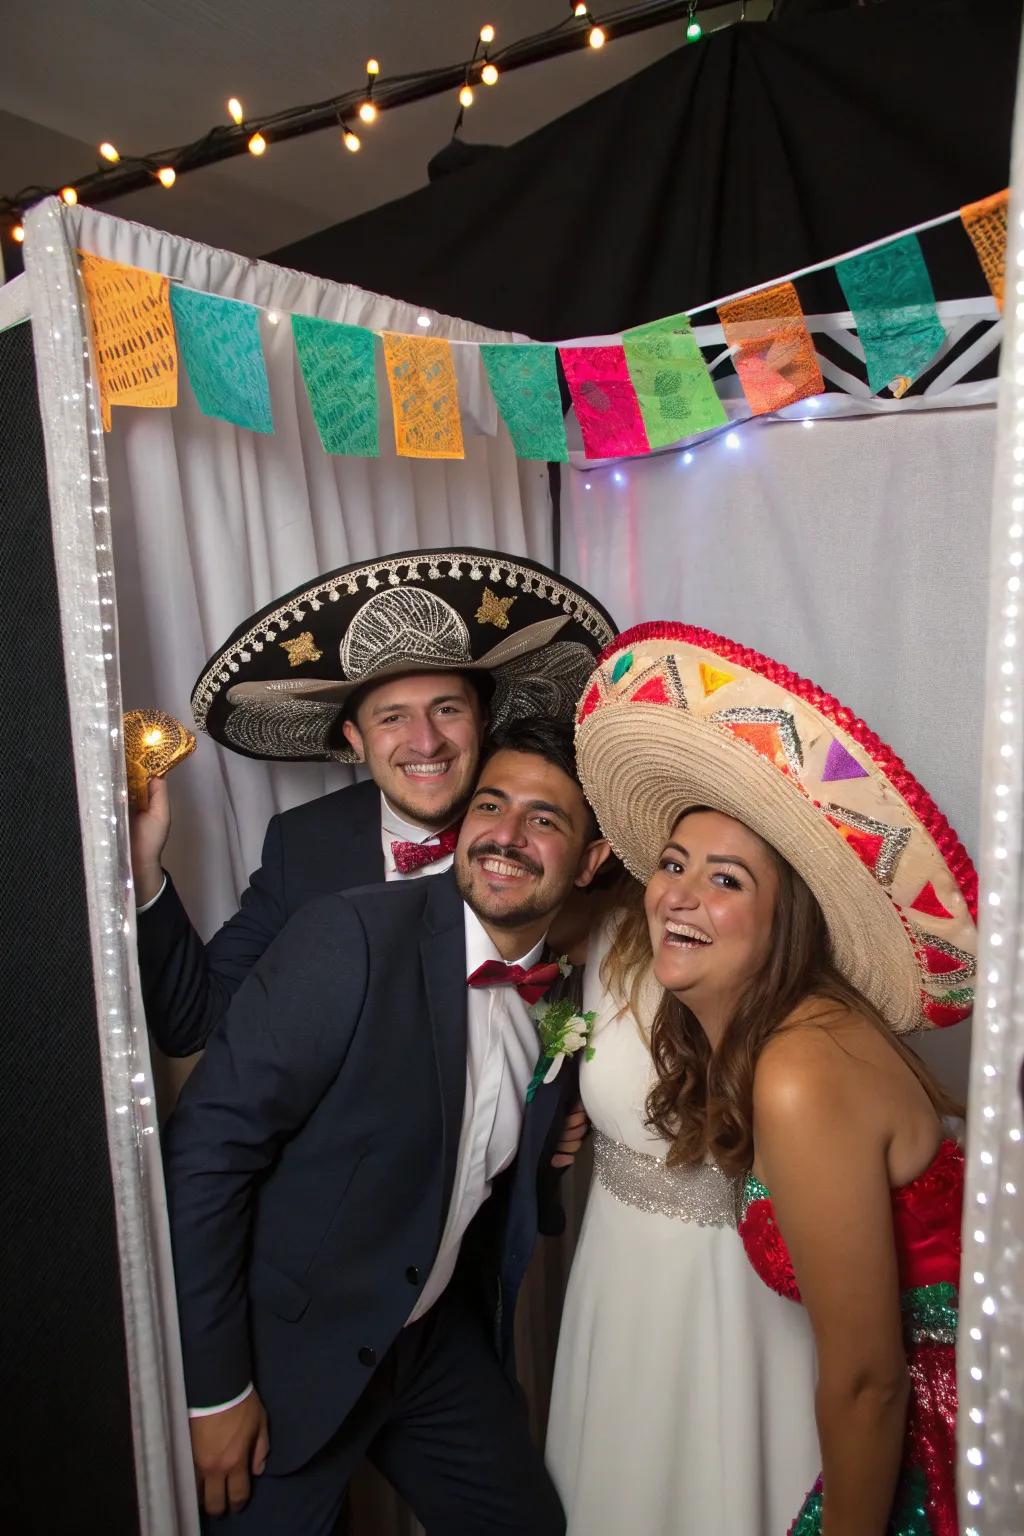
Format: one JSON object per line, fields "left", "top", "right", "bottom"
{"left": 901, "top": 1281, "right": 958, "bottom": 1344}
{"left": 739, "top": 1172, "right": 770, "bottom": 1223}
{"left": 788, "top": 1467, "right": 932, "bottom": 1535}
{"left": 936, "top": 986, "right": 973, "bottom": 1006}
{"left": 611, "top": 651, "right": 634, "bottom": 683}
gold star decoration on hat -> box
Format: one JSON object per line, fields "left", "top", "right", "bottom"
{"left": 474, "top": 587, "right": 517, "bottom": 630}
{"left": 279, "top": 631, "right": 324, "bottom": 667}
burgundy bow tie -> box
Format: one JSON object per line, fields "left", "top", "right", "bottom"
{"left": 391, "top": 821, "right": 461, "bottom": 876}
{"left": 466, "top": 959, "right": 561, "bottom": 1006}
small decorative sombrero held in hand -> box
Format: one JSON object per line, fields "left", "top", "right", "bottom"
{"left": 192, "top": 547, "right": 616, "bottom": 764}
{"left": 574, "top": 623, "right": 978, "bottom": 1035}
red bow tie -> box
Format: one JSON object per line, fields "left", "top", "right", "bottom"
{"left": 466, "top": 959, "right": 561, "bottom": 1006}
{"left": 390, "top": 821, "right": 461, "bottom": 876}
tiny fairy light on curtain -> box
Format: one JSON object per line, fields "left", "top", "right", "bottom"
{"left": 156, "top": 167, "right": 176, "bottom": 188}
{"left": 247, "top": 131, "right": 267, "bottom": 155}
{"left": 98, "top": 141, "right": 120, "bottom": 164}
{"left": 226, "top": 97, "right": 244, "bottom": 125}
{"left": 686, "top": 2, "right": 702, "bottom": 41}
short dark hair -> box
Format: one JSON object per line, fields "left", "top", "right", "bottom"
{"left": 483, "top": 716, "right": 598, "bottom": 840}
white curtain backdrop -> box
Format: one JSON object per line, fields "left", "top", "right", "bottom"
{"left": 70, "top": 205, "right": 555, "bottom": 940}
{"left": 561, "top": 405, "right": 997, "bottom": 1099}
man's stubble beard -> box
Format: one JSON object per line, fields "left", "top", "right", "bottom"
{"left": 455, "top": 858, "right": 568, "bottom": 931}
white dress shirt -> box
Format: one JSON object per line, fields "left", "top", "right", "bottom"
{"left": 407, "top": 904, "right": 544, "bottom": 1322}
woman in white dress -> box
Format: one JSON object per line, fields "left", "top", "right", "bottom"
{"left": 546, "top": 906, "right": 821, "bottom": 1536}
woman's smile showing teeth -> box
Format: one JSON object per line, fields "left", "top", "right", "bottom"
{"left": 663, "top": 920, "right": 712, "bottom": 947}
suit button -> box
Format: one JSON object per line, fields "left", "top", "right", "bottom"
{"left": 405, "top": 1266, "right": 421, "bottom": 1285}
{"left": 358, "top": 1346, "right": 376, "bottom": 1367}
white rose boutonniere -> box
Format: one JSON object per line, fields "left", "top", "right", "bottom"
{"left": 525, "top": 988, "right": 596, "bottom": 1103}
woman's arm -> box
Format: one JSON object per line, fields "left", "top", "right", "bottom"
{"left": 753, "top": 1028, "right": 909, "bottom": 1536}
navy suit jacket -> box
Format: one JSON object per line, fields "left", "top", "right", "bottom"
{"left": 163, "top": 870, "right": 578, "bottom": 1475}
{"left": 138, "top": 778, "right": 385, "bottom": 1058}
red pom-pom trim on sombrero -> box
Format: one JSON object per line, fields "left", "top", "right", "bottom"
{"left": 592, "top": 622, "right": 977, "bottom": 922}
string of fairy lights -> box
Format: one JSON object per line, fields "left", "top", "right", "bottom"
{"left": 0, "top": 0, "right": 720, "bottom": 244}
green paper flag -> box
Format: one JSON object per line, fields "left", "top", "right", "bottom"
{"left": 623, "top": 312, "right": 726, "bottom": 447}
{"left": 835, "top": 235, "right": 945, "bottom": 396}
{"left": 480, "top": 343, "right": 568, "bottom": 462}
{"left": 292, "top": 314, "right": 379, "bottom": 457}
{"left": 170, "top": 286, "right": 273, "bottom": 433}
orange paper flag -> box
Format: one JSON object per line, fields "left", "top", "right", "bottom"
{"left": 717, "top": 281, "right": 823, "bottom": 416}
{"left": 961, "top": 189, "right": 1008, "bottom": 311}
{"left": 79, "top": 252, "right": 178, "bottom": 430}
{"left": 381, "top": 332, "right": 464, "bottom": 460}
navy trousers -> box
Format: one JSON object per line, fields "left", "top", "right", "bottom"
{"left": 201, "top": 1289, "right": 565, "bottom": 1536}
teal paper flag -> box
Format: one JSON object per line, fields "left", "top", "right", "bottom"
{"left": 623, "top": 312, "right": 726, "bottom": 446}
{"left": 170, "top": 285, "right": 273, "bottom": 433}
{"left": 835, "top": 235, "right": 945, "bottom": 396}
{"left": 480, "top": 343, "right": 568, "bottom": 462}
{"left": 291, "top": 314, "right": 379, "bottom": 457}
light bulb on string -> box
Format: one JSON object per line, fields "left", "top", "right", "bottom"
{"left": 479, "top": 24, "right": 495, "bottom": 43}
{"left": 61, "top": 186, "right": 78, "bottom": 206}
{"left": 481, "top": 62, "right": 499, "bottom": 85}
{"left": 343, "top": 128, "right": 361, "bottom": 152}
{"left": 589, "top": 25, "right": 606, "bottom": 46}
{"left": 227, "top": 98, "right": 244, "bottom": 125}
{"left": 12, "top": 221, "right": 25, "bottom": 243}
{"left": 247, "top": 131, "right": 267, "bottom": 155}
{"left": 366, "top": 58, "right": 380, "bottom": 76}
{"left": 459, "top": 84, "right": 474, "bottom": 107}
{"left": 156, "top": 166, "right": 176, "bottom": 188}
{"left": 685, "top": 4, "right": 702, "bottom": 41}
{"left": 98, "top": 141, "right": 120, "bottom": 163}
{"left": 359, "top": 101, "right": 378, "bottom": 123}
{"left": 573, "top": 2, "right": 589, "bottom": 15}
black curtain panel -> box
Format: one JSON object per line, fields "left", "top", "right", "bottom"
{"left": 271, "top": 0, "right": 1020, "bottom": 337}
{"left": 0, "top": 322, "right": 139, "bottom": 1536}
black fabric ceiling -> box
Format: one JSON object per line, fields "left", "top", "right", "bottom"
{"left": 271, "top": 0, "right": 1021, "bottom": 339}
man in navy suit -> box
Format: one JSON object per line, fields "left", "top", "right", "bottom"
{"left": 132, "top": 547, "right": 615, "bottom": 1060}
{"left": 164, "top": 717, "right": 608, "bottom": 1534}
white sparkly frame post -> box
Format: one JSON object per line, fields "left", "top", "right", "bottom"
{"left": 22, "top": 196, "right": 198, "bottom": 1536}
{"left": 957, "top": 36, "right": 1024, "bottom": 1536}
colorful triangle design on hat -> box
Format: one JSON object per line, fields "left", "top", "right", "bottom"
{"left": 578, "top": 682, "right": 602, "bottom": 721}
{"left": 821, "top": 738, "right": 868, "bottom": 783}
{"left": 910, "top": 881, "right": 955, "bottom": 920}
{"left": 919, "top": 936, "right": 975, "bottom": 980}
{"left": 624, "top": 656, "right": 687, "bottom": 710}
{"left": 824, "top": 805, "right": 911, "bottom": 887}
{"left": 923, "top": 998, "right": 972, "bottom": 1028}
{"left": 631, "top": 674, "right": 672, "bottom": 706}
{"left": 835, "top": 823, "right": 885, "bottom": 873}
{"left": 699, "top": 663, "right": 734, "bottom": 697}
{"left": 715, "top": 707, "right": 803, "bottom": 776}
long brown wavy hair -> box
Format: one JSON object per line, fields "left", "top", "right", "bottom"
{"left": 604, "top": 815, "right": 963, "bottom": 1177}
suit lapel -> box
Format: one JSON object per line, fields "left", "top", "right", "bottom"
{"left": 419, "top": 873, "right": 468, "bottom": 1237}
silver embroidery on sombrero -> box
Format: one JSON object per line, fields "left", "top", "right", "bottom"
{"left": 223, "top": 698, "right": 343, "bottom": 760}
{"left": 340, "top": 588, "right": 472, "bottom": 680}
{"left": 912, "top": 929, "right": 977, "bottom": 990}
{"left": 822, "top": 804, "right": 912, "bottom": 887}
{"left": 710, "top": 706, "right": 804, "bottom": 776}
{"left": 489, "top": 642, "right": 598, "bottom": 733}
{"left": 191, "top": 553, "right": 616, "bottom": 734}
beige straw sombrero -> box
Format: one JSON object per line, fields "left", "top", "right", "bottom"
{"left": 574, "top": 623, "right": 977, "bottom": 1035}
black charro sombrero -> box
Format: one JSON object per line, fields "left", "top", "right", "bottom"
{"left": 192, "top": 547, "right": 616, "bottom": 763}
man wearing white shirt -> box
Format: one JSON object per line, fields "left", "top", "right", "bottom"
{"left": 132, "top": 546, "right": 615, "bottom": 1060}
{"left": 163, "top": 718, "right": 609, "bottom": 1535}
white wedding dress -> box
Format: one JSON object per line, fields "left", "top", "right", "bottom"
{"left": 546, "top": 918, "right": 821, "bottom": 1536}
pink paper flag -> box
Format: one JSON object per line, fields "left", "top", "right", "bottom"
{"left": 559, "top": 345, "right": 650, "bottom": 459}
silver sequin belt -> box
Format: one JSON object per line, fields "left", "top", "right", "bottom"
{"left": 593, "top": 1129, "right": 739, "bottom": 1228}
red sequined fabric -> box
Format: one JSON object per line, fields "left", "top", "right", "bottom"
{"left": 739, "top": 1141, "right": 964, "bottom": 1536}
